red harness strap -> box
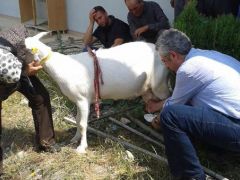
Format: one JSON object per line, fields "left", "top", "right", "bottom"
{"left": 87, "top": 47, "right": 104, "bottom": 118}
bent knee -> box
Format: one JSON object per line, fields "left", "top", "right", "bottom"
{"left": 160, "top": 105, "right": 181, "bottom": 129}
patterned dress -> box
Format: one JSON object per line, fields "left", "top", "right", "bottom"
{"left": 0, "top": 25, "right": 29, "bottom": 84}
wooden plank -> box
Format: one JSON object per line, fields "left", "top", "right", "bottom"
{"left": 46, "top": 0, "right": 67, "bottom": 31}
{"left": 109, "top": 117, "right": 165, "bottom": 149}
{"left": 19, "top": 0, "right": 33, "bottom": 23}
{"left": 126, "top": 115, "right": 164, "bottom": 143}
{"left": 32, "top": 0, "right": 37, "bottom": 25}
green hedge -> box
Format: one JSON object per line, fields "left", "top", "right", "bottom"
{"left": 174, "top": 0, "right": 240, "bottom": 60}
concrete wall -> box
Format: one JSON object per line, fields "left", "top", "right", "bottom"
{"left": 0, "top": 0, "right": 20, "bottom": 17}
{"left": 0, "top": 0, "right": 174, "bottom": 33}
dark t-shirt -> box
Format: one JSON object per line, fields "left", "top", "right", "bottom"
{"left": 127, "top": 1, "right": 170, "bottom": 43}
{"left": 93, "top": 16, "right": 132, "bottom": 48}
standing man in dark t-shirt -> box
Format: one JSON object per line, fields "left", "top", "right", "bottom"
{"left": 125, "top": 0, "right": 170, "bottom": 43}
{"left": 83, "top": 6, "right": 132, "bottom": 49}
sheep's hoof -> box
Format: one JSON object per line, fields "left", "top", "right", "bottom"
{"left": 76, "top": 146, "right": 87, "bottom": 154}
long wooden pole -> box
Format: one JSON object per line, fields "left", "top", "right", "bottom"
{"left": 88, "top": 106, "right": 138, "bottom": 123}
{"left": 64, "top": 117, "right": 167, "bottom": 163}
{"left": 109, "top": 117, "right": 165, "bottom": 149}
{"left": 88, "top": 126, "right": 168, "bottom": 163}
{"left": 126, "top": 115, "right": 164, "bottom": 143}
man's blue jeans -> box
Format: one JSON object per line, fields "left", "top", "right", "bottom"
{"left": 160, "top": 104, "right": 240, "bottom": 180}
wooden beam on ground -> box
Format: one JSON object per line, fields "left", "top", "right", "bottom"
{"left": 88, "top": 106, "right": 139, "bottom": 123}
{"left": 64, "top": 117, "right": 167, "bottom": 162}
{"left": 109, "top": 117, "right": 165, "bottom": 149}
{"left": 126, "top": 115, "right": 164, "bottom": 143}
{"left": 88, "top": 126, "right": 168, "bottom": 163}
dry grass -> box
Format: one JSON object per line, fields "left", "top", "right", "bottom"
{"left": 3, "top": 143, "right": 150, "bottom": 179}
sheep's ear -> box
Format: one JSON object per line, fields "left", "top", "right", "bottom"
{"left": 33, "top": 31, "right": 51, "bottom": 40}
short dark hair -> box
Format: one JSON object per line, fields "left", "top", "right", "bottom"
{"left": 93, "top": 6, "right": 106, "bottom": 13}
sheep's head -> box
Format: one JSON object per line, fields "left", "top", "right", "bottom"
{"left": 25, "top": 32, "right": 52, "bottom": 63}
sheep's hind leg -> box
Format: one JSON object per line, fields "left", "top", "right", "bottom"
{"left": 70, "top": 108, "right": 81, "bottom": 143}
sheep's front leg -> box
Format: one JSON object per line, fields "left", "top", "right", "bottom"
{"left": 74, "top": 99, "right": 90, "bottom": 154}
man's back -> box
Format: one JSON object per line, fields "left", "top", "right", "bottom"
{"left": 178, "top": 48, "right": 240, "bottom": 118}
{"left": 126, "top": 1, "right": 170, "bottom": 43}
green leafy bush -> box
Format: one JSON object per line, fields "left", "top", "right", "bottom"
{"left": 174, "top": 0, "right": 240, "bottom": 60}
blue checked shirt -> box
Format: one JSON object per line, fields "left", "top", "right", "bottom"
{"left": 164, "top": 48, "right": 240, "bottom": 119}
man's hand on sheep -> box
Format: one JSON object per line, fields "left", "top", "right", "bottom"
{"left": 145, "top": 99, "right": 165, "bottom": 113}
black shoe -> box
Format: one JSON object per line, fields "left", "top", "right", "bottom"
{"left": 38, "top": 143, "right": 61, "bottom": 153}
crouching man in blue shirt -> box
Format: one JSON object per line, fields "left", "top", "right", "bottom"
{"left": 146, "top": 29, "right": 240, "bottom": 180}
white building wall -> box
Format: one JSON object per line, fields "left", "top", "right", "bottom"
{"left": 0, "top": 0, "right": 174, "bottom": 33}
{"left": 0, "top": 0, "right": 20, "bottom": 18}
{"left": 67, "top": 0, "right": 174, "bottom": 33}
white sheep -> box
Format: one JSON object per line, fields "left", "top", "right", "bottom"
{"left": 25, "top": 32, "right": 170, "bottom": 153}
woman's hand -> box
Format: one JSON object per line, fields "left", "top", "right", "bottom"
{"left": 26, "top": 61, "right": 43, "bottom": 76}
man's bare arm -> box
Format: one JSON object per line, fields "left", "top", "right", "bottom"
{"left": 145, "top": 99, "right": 166, "bottom": 113}
{"left": 83, "top": 9, "right": 98, "bottom": 46}
{"left": 111, "top": 38, "right": 125, "bottom": 47}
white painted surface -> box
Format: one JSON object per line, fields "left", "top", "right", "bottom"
{"left": 0, "top": 0, "right": 174, "bottom": 33}
{"left": 0, "top": 0, "right": 20, "bottom": 18}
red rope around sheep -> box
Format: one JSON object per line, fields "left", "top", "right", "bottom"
{"left": 87, "top": 47, "right": 104, "bottom": 118}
